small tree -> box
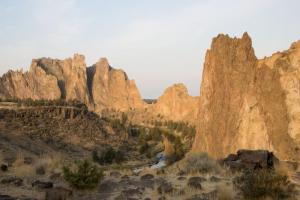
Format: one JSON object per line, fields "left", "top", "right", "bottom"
{"left": 63, "top": 160, "right": 103, "bottom": 189}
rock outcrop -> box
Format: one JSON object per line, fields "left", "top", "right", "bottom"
{"left": 0, "top": 66, "right": 61, "bottom": 100}
{"left": 152, "top": 83, "right": 198, "bottom": 122}
{"left": 32, "top": 54, "right": 91, "bottom": 107}
{"left": 193, "top": 33, "right": 300, "bottom": 161}
{"left": 222, "top": 150, "right": 279, "bottom": 171}
{"left": 0, "top": 54, "right": 144, "bottom": 113}
{"left": 89, "top": 58, "right": 145, "bottom": 112}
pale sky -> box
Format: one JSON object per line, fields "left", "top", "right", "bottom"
{"left": 0, "top": 0, "right": 299, "bottom": 98}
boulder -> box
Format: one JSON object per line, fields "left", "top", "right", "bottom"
{"left": 187, "top": 177, "right": 205, "bottom": 189}
{"left": 0, "top": 176, "right": 23, "bottom": 186}
{"left": 140, "top": 174, "right": 154, "bottom": 181}
{"left": 0, "top": 164, "right": 8, "bottom": 172}
{"left": 32, "top": 180, "right": 53, "bottom": 189}
{"left": 222, "top": 149, "right": 279, "bottom": 170}
{"left": 157, "top": 181, "right": 173, "bottom": 194}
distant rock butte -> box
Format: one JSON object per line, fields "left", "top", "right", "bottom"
{"left": 152, "top": 83, "right": 199, "bottom": 122}
{"left": 193, "top": 32, "right": 300, "bottom": 161}
{"left": 0, "top": 54, "right": 144, "bottom": 113}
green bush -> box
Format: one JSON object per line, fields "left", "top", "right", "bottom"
{"left": 138, "top": 140, "right": 150, "bottom": 154}
{"left": 63, "top": 160, "right": 103, "bottom": 189}
{"left": 234, "top": 169, "right": 296, "bottom": 200}
{"left": 183, "top": 152, "right": 221, "bottom": 174}
{"left": 93, "top": 147, "right": 125, "bottom": 165}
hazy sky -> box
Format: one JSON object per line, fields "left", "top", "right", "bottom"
{"left": 0, "top": 0, "right": 299, "bottom": 98}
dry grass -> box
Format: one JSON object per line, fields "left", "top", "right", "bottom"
{"left": 181, "top": 152, "right": 222, "bottom": 175}
{"left": 216, "top": 182, "right": 235, "bottom": 200}
{"left": 35, "top": 153, "right": 64, "bottom": 174}
{"left": 9, "top": 152, "right": 65, "bottom": 178}
{"left": 10, "top": 152, "right": 35, "bottom": 178}
{"left": 275, "top": 162, "right": 295, "bottom": 179}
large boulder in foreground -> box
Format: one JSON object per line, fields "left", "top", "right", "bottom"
{"left": 222, "top": 149, "right": 279, "bottom": 171}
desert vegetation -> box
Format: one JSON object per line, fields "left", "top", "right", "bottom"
{"left": 0, "top": 98, "right": 88, "bottom": 110}
{"left": 182, "top": 152, "right": 222, "bottom": 174}
{"left": 92, "top": 147, "right": 125, "bottom": 165}
{"left": 63, "top": 160, "right": 104, "bottom": 189}
{"left": 233, "top": 169, "right": 296, "bottom": 200}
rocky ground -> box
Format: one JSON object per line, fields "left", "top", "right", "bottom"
{"left": 0, "top": 103, "right": 300, "bottom": 200}
{"left": 1, "top": 154, "right": 300, "bottom": 200}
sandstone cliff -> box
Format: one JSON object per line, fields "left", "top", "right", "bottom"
{"left": 153, "top": 83, "right": 199, "bottom": 122}
{"left": 193, "top": 33, "right": 300, "bottom": 161}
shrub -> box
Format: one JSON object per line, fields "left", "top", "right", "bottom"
{"left": 114, "top": 150, "right": 125, "bottom": 164}
{"left": 233, "top": 169, "right": 296, "bottom": 200}
{"left": 167, "top": 136, "right": 185, "bottom": 164}
{"left": 92, "top": 147, "right": 125, "bottom": 165}
{"left": 138, "top": 141, "right": 150, "bottom": 154}
{"left": 63, "top": 160, "right": 103, "bottom": 189}
{"left": 149, "top": 127, "right": 163, "bottom": 141}
{"left": 183, "top": 152, "right": 221, "bottom": 174}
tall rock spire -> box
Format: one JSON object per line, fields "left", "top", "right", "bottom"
{"left": 193, "top": 33, "right": 300, "bottom": 161}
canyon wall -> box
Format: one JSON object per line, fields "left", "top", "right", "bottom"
{"left": 193, "top": 33, "right": 300, "bottom": 161}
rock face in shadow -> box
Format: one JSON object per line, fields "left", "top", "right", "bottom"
{"left": 193, "top": 32, "right": 300, "bottom": 161}
{"left": 153, "top": 83, "right": 199, "bottom": 122}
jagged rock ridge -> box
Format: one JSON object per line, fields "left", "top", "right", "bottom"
{"left": 193, "top": 32, "right": 300, "bottom": 161}
{"left": 0, "top": 64, "right": 61, "bottom": 100}
{"left": 0, "top": 54, "right": 145, "bottom": 113}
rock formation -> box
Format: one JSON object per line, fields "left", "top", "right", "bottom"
{"left": 153, "top": 83, "right": 199, "bottom": 122}
{"left": 193, "top": 32, "right": 300, "bottom": 161}
{"left": 0, "top": 54, "right": 144, "bottom": 113}
{"left": 88, "top": 58, "right": 145, "bottom": 112}
{"left": 0, "top": 65, "right": 61, "bottom": 100}
{"left": 32, "top": 54, "right": 92, "bottom": 107}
